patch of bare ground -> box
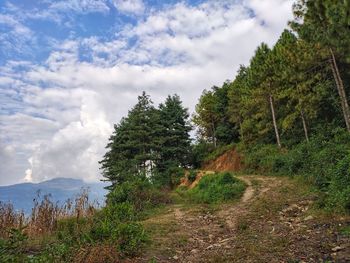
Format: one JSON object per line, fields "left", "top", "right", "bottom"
{"left": 135, "top": 175, "right": 350, "bottom": 263}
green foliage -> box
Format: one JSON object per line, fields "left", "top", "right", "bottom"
{"left": 242, "top": 128, "right": 350, "bottom": 213}
{"left": 186, "top": 172, "right": 246, "bottom": 204}
{"left": 193, "top": 84, "right": 239, "bottom": 147}
{"left": 190, "top": 139, "right": 215, "bottom": 168}
{"left": 187, "top": 170, "right": 197, "bottom": 183}
{"left": 190, "top": 1, "right": 350, "bottom": 214}
{"left": 242, "top": 144, "right": 281, "bottom": 173}
{"left": 155, "top": 95, "right": 192, "bottom": 185}
{"left": 100, "top": 92, "right": 157, "bottom": 188}
{"left": 107, "top": 179, "right": 171, "bottom": 212}
{"left": 116, "top": 222, "right": 148, "bottom": 256}
{"left": 0, "top": 228, "right": 28, "bottom": 262}
{"left": 101, "top": 92, "right": 192, "bottom": 189}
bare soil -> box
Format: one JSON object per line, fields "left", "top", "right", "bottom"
{"left": 202, "top": 149, "right": 243, "bottom": 172}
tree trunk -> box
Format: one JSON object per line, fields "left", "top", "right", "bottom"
{"left": 300, "top": 109, "right": 309, "bottom": 143}
{"left": 211, "top": 122, "right": 217, "bottom": 148}
{"left": 238, "top": 117, "right": 244, "bottom": 141}
{"left": 329, "top": 48, "right": 350, "bottom": 132}
{"left": 269, "top": 94, "right": 281, "bottom": 148}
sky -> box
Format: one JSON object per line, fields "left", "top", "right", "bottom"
{"left": 0, "top": 0, "right": 294, "bottom": 186}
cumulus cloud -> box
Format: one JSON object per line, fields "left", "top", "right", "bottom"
{"left": 0, "top": 0, "right": 294, "bottom": 185}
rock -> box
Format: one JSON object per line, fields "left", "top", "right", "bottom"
{"left": 304, "top": 215, "right": 314, "bottom": 221}
{"left": 190, "top": 249, "right": 199, "bottom": 254}
{"left": 206, "top": 245, "right": 214, "bottom": 250}
{"left": 331, "top": 246, "right": 343, "bottom": 252}
{"left": 173, "top": 255, "right": 179, "bottom": 260}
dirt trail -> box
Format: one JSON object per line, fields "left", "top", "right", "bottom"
{"left": 172, "top": 175, "right": 283, "bottom": 262}
{"left": 140, "top": 174, "right": 350, "bottom": 263}
{"left": 141, "top": 175, "right": 283, "bottom": 263}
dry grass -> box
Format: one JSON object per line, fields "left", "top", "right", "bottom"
{"left": 0, "top": 188, "right": 99, "bottom": 239}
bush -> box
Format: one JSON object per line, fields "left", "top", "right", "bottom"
{"left": 187, "top": 172, "right": 246, "bottom": 204}
{"left": 325, "top": 153, "right": 350, "bottom": 212}
{"left": 89, "top": 203, "right": 135, "bottom": 242}
{"left": 0, "top": 228, "right": 28, "bottom": 262}
{"left": 107, "top": 179, "right": 170, "bottom": 212}
{"left": 116, "top": 222, "right": 148, "bottom": 256}
{"left": 243, "top": 144, "right": 281, "bottom": 173}
{"left": 242, "top": 128, "right": 350, "bottom": 213}
{"left": 187, "top": 170, "right": 197, "bottom": 183}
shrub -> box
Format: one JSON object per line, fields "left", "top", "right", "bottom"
{"left": 241, "top": 128, "right": 350, "bottom": 213}
{"left": 187, "top": 172, "right": 246, "bottom": 204}
{"left": 89, "top": 203, "right": 135, "bottom": 242}
{"left": 187, "top": 170, "right": 197, "bottom": 183}
{"left": 0, "top": 228, "right": 28, "bottom": 262}
{"left": 243, "top": 144, "right": 281, "bottom": 173}
{"left": 116, "top": 222, "right": 148, "bottom": 256}
{"left": 107, "top": 179, "right": 170, "bottom": 212}
{"left": 325, "top": 153, "right": 350, "bottom": 212}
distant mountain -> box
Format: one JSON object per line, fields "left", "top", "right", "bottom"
{"left": 0, "top": 178, "right": 107, "bottom": 214}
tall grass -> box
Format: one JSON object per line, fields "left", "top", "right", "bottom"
{"left": 0, "top": 188, "right": 99, "bottom": 239}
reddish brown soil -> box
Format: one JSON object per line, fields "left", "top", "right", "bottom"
{"left": 202, "top": 149, "right": 243, "bottom": 172}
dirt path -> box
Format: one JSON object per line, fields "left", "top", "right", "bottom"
{"left": 170, "top": 175, "right": 283, "bottom": 262}
{"left": 140, "top": 175, "right": 283, "bottom": 262}
{"left": 140, "top": 175, "right": 350, "bottom": 263}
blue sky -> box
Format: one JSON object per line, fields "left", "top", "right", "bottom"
{"left": 0, "top": 0, "right": 294, "bottom": 185}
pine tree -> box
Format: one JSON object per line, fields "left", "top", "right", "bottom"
{"left": 193, "top": 89, "right": 220, "bottom": 147}
{"left": 100, "top": 92, "right": 157, "bottom": 188}
{"left": 240, "top": 43, "right": 282, "bottom": 147}
{"left": 155, "top": 95, "right": 192, "bottom": 186}
{"left": 227, "top": 65, "right": 249, "bottom": 140}
{"left": 291, "top": 0, "right": 350, "bottom": 131}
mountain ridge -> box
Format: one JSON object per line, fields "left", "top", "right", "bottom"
{"left": 0, "top": 177, "right": 107, "bottom": 214}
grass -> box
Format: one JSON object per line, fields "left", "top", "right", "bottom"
{"left": 186, "top": 172, "right": 246, "bottom": 204}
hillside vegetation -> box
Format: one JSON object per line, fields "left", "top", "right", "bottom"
{"left": 1, "top": 0, "right": 350, "bottom": 262}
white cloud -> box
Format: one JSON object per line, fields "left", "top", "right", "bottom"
{"left": 0, "top": 14, "right": 36, "bottom": 55}
{"left": 49, "top": 0, "right": 110, "bottom": 14}
{"left": 0, "top": 0, "right": 294, "bottom": 185}
{"left": 113, "top": 0, "right": 145, "bottom": 15}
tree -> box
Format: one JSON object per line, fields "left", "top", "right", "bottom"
{"left": 242, "top": 43, "right": 282, "bottom": 147}
{"left": 291, "top": 0, "right": 350, "bottom": 131}
{"left": 154, "top": 95, "right": 192, "bottom": 186}
{"left": 193, "top": 89, "right": 220, "bottom": 147}
{"left": 100, "top": 92, "right": 157, "bottom": 189}
{"left": 101, "top": 92, "right": 193, "bottom": 189}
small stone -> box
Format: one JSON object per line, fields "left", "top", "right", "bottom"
{"left": 173, "top": 255, "right": 179, "bottom": 260}
{"left": 304, "top": 215, "right": 314, "bottom": 221}
{"left": 190, "top": 249, "right": 199, "bottom": 254}
{"left": 206, "top": 245, "right": 214, "bottom": 250}
{"left": 331, "top": 246, "right": 343, "bottom": 252}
